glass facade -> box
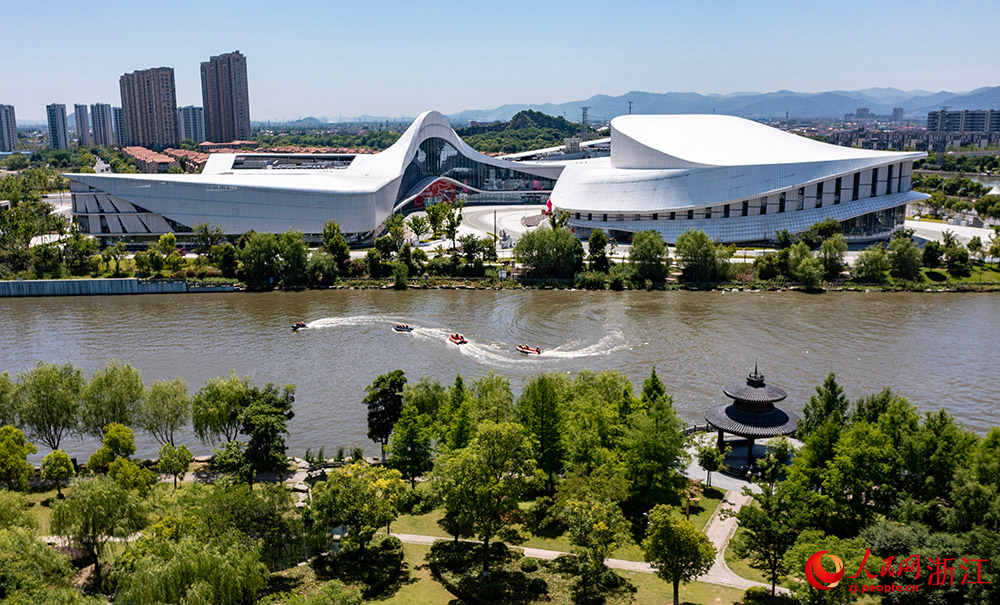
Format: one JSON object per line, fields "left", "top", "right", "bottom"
{"left": 839, "top": 205, "right": 904, "bottom": 240}
{"left": 397, "top": 137, "right": 556, "bottom": 206}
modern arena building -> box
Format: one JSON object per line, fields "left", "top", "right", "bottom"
{"left": 67, "top": 110, "right": 927, "bottom": 246}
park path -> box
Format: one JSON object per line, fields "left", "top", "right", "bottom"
{"left": 392, "top": 488, "right": 785, "bottom": 594}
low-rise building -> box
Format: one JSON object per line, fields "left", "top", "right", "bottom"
{"left": 122, "top": 146, "right": 179, "bottom": 173}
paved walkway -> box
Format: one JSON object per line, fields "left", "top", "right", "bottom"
{"left": 392, "top": 487, "right": 784, "bottom": 595}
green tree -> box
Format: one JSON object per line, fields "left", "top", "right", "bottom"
{"left": 363, "top": 370, "right": 407, "bottom": 461}
{"left": 113, "top": 533, "right": 267, "bottom": 605}
{"left": 818, "top": 233, "right": 847, "bottom": 279}
{"left": 239, "top": 383, "right": 295, "bottom": 484}
{"left": 157, "top": 443, "right": 193, "bottom": 489}
{"left": 852, "top": 244, "right": 889, "bottom": 284}
{"left": 513, "top": 225, "right": 584, "bottom": 278}
{"left": 696, "top": 444, "right": 728, "bottom": 488}
{"left": 401, "top": 376, "right": 447, "bottom": 418}
{"left": 192, "top": 223, "right": 224, "bottom": 257}
{"left": 924, "top": 190, "right": 947, "bottom": 216}
{"left": 138, "top": 378, "right": 190, "bottom": 447}
{"left": 793, "top": 253, "right": 824, "bottom": 289}
{"left": 322, "top": 220, "right": 352, "bottom": 267}
{"left": 52, "top": 476, "right": 147, "bottom": 581}
{"left": 307, "top": 250, "right": 339, "bottom": 287}
{"left": 425, "top": 202, "right": 450, "bottom": 237}
{"left": 516, "top": 373, "right": 567, "bottom": 491}
{"left": 889, "top": 236, "right": 923, "bottom": 280}
{"left": 731, "top": 482, "right": 801, "bottom": 596}
{"left": 238, "top": 231, "right": 281, "bottom": 290}
{"left": 433, "top": 422, "right": 538, "bottom": 572}
{"left": 156, "top": 232, "right": 177, "bottom": 257}
{"left": 820, "top": 421, "right": 894, "bottom": 534}
{"left": 311, "top": 462, "right": 406, "bottom": 554}
{"left": 386, "top": 405, "right": 433, "bottom": 488}
{"left": 86, "top": 422, "right": 137, "bottom": 473}
{"left": 108, "top": 456, "right": 156, "bottom": 496}
{"left": 588, "top": 228, "right": 610, "bottom": 272}
{"left": 642, "top": 504, "right": 716, "bottom": 605}
{"left": 675, "top": 229, "right": 731, "bottom": 283}
{"left": 0, "top": 526, "right": 77, "bottom": 599}
{"left": 798, "top": 373, "right": 849, "bottom": 439}
{"left": 101, "top": 242, "right": 128, "bottom": 276}
{"left": 0, "top": 489, "right": 35, "bottom": 530}
{"left": 443, "top": 201, "right": 464, "bottom": 250}
{"left": 639, "top": 366, "right": 666, "bottom": 412}
{"left": 209, "top": 242, "right": 238, "bottom": 277}
{"left": 944, "top": 244, "right": 971, "bottom": 276}
{"left": 277, "top": 229, "right": 309, "bottom": 288}
{"left": 471, "top": 370, "right": 515, "bottom": 424}
{"left": 81, "top": 359, "right": 143, "bottom": 439}
{"left": 0, "top": 372, "right": 15, "bottom": 427}
{"left": 16, "top": 362, "right": 84, "bottom": 451}
{"left": 62, "top": 226, "right": 100, "bottom": 275}
{"left": 385, "top": 212, "right": 406, "bottom": 250}
{"left": 922, "top": 239, "right": 943, "bottom": 268}
{"left": 561, "top": 497, "right": 629, "bottom": 588}
{"left": 630, "top": 229, "right": 669, "bottom": 282}
{"left": 40, "top": 449, "right": 75, "bottom": 497}
{"left": 622, "top": 392, "right": 689, "bottom": 515}
{"left": 407, "top": 215, "right": 430, "bottom": 242}
{"left": 0, "top": 426, "right": 37, "bottom": 491}
{"left": 192, "top": 371, "right": 249, "bottom": 445}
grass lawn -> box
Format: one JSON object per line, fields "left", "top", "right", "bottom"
{"left": 393, "top": 489, "right": 724, "bottom": 564}
{"left": 380, "top": 543, "right": 454, "bottom": 605}
{"left": 723, "top": 525, "right": 791, "bottom": 591}
{"left": 920, "top": 264, "right": 1000, "bottom": 284}
{"left": 25, "top": 485, "right": 62, "bottom": 535}
{"left": 619, "top": 570, "right": 748, "bottom": 605}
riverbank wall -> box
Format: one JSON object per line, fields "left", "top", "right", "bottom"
{"left": 0, "top": 278, "right": 233, "bottom": 297}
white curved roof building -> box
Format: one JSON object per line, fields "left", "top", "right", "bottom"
{"left": 68, "top": 110, "right": 926, "bottom": 245}
{"left": 552, "top": 114, "right": 928, "bottom": 244}
{"left": 67, "top": 111, "right": 560, "bottom": 242}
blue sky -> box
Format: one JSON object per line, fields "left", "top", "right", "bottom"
{"left": 3, "top": 0, "right": 997, "bottom": 121}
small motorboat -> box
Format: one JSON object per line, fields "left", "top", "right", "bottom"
{"left": 516, "top": 344, "right": 542, "bottom": 355}
{"left": 292, "top": 321, "right": 307, "bottom": 331}
{"left": 449, "top": 333, "right": 468, "bottom": 345}
{"left": 393, "top": 324, "right": 413, "bottom": 332}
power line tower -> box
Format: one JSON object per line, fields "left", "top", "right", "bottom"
{"left": 580, "top": 106, "right": 590, "bottom": 141}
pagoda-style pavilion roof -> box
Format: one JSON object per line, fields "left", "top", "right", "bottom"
{"left": 706, "top": 365, "right": 798, "bottom": 439}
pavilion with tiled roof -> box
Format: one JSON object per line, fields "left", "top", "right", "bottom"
{"left": 705, "top": 364, "right": 799, "bottom": 465}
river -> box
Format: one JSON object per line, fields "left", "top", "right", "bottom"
{"left": 2, "top": 290, "right": 998, "bottom": 459}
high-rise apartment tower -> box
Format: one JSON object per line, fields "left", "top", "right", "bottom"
{"left": 47, "top": 103, "right": 69, "bottom": 150}
{"left": 119, "top": 67, "right": 179, "bottom": 149}
{"left": 91, "top": 103, "right": 115, "bottom": 147}
{"left": 201, "top": 50, "right": 251, "bottom": 143}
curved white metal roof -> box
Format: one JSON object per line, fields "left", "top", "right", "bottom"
{"left": 610, "top": 114, "right": 923, "bottom": 169}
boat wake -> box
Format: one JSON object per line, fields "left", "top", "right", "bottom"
{"left": 304, "top": 315, "right": 406, "bottom": 330}
{"left": 298, "top": 316, "right": 629, "bottom": 364}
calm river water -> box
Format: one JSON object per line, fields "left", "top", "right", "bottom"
{"left": 2, "top": 290, "right": 998, "bottom": 459}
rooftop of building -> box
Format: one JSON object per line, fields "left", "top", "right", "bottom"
{"left": 122, "top": 146, "right": 176, "bottom": 164}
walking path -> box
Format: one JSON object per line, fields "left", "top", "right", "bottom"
{"left": 391, "top": 486, "right": 786, "bottom": 594}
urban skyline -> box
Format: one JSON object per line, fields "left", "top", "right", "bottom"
{"left": 2, "top": 0, "right": 997, "bottom": 121}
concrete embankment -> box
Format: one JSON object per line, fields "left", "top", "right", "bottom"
{"left": 0, "top": 278, "right": 232, "bottom": 297}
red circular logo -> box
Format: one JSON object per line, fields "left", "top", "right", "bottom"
{"left": 805, "top": 550, "right": 845, "bottom": 590}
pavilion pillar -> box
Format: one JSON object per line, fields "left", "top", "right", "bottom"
{"left": 717, "top": 429, "right": 725, "bottom": 451}
{"left": 746, "top": 437, "right": 755, "bottom": 466}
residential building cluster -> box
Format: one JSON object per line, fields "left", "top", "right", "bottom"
{"left": 0, "top": 51, "right": 251, "bottom": 157}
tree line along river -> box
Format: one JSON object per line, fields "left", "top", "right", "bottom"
{"left": 2, "top": 288, "right": 998, "bottom": 459}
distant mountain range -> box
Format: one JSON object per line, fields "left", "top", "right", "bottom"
{"left": 446, "top": 86, "right": 1000, "bottom": 123}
